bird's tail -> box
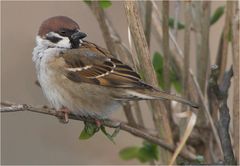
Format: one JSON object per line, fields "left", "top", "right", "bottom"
{"left": 128, "top": 88, "right": 199, "bottom": 109}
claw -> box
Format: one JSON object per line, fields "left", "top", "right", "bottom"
{"left": 58, "top": 107, "right": 70, "bottom": 123}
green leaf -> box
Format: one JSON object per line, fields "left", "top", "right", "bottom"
{"left": 79, "top": 122, "right": 99, "bottom": 140}
{"left": 152, "top": 52, "right": 164, "bottom": 89}
{"left": 137, "top": 141, "right": 159, "bottom": 163}
{"left": 119, "top": 147, "right": 140, "bottom": 160}
{"left": 168, "top": 17, "right": 185, "bottom": 30}
{"left": 119, "top": 142, "right": 159, "bottom": 163}
{"left": 153, "top": 52, "right": 183, "bottom": 92}
{"left": 79, "top": 129, "right": 93, "bottom": 139}
{"left": 195, "top": 155, "right": 204, "bottom": 163}
{"left": 83, "top": 0, "right": 92, "bottom": 6}
{"left": 170, "top": 70, "right": 182, "bottom": 93}
{"left": 99, "top": 0, "right": 112, "bottom": 9}
{"left": 210, "top": 6, "right": 225, "bottom": 25}
{"left": 100, "top": 125, "right": 119, "bottom": 144}
{"left": 172, "top": 80, "right": 182, "bottom": 93}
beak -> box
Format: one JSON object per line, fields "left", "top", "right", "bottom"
{"left": 71, "top": 31, "right": 87, "bottom": 41}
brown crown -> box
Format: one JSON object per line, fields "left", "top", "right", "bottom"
{"left": 38, "top": 16, "right": 79, "bottom": 37}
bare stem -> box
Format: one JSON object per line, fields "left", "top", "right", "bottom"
{"left": 192, "top": 1, "right": 211, "bottom": 94}
{"left": 183, "top": 1, "right": 191, "bottom": 99}
{"left": 231, "top": 1, "right": 240, "bottom": 164}
{"left": 144, "top": 1, "right": 152, "bottom": 47}
{"left": 217, "top": 1, "right": 233, "bottom": 82}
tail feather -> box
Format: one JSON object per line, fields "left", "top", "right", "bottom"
{"left": 127, "top": 89, "right": 199, "bottom": 109}
{"left": 151, "top": 90, "right": 199, "bottom": 108}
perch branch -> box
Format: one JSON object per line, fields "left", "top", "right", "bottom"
{"left": 0, "top": 101, "right": 197, "bottom": 161}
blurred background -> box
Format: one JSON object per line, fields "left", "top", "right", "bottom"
{"left": 1, "top": 1, "right": 230, "bottom": 165}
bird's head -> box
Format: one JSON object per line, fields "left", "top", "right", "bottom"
{"left": 36, "top": 16, "right": 87, "bottom": 49}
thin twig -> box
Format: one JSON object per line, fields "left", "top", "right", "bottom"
{"left": 127, "top": 18, "right": 145, "bottom": 128}
{"left": 231, "top": 2, "right": 240, "bottom": 164}
{"left": 162, "top": 1, "right": 175, "bottom": 146}
{"left": 183, "top": 1, "right": 191, "bottom": 100}
{"left": 152, "top": 9, "right": 183, "bottom": 80}
{"left": 144, "top": 1, "right": 152, "bottom": 47}
{"left": 191, "top": 1, "right": 211, "bottom": 94}
{"left": 217, "top": 1, "right": 233, "bottom": 82}
{"left": 152, "top": 1, "right": 184, "bottom": 58}
{"left": 0, "top": 101, "right": 197, "bottom": 161}
{"left": 123, "top": 102, "right": 137, "bottom": 127}
{"left": 173, "top": 1, "right": 180, "bottom": 38}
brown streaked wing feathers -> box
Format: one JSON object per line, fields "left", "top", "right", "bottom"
{"left": 61, "top": 41, "right": 152, "bottom": 89}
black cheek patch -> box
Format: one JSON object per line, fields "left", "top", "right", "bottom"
{"left": 46, "top": 36, "right": 62, "bottom": 43}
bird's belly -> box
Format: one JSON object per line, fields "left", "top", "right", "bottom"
{"left": 38, "top": 66, "right": 121, "bottom": 117}
{"left": 38, "top": 66, "right": 66, "bottom": 111}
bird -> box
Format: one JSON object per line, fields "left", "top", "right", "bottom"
{"left": 32, "top": 16, "right": 198, "bottom": 123}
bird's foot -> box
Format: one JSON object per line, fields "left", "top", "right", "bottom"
{"left": 94, "top": 119, "right": 102, "bottom": 127}
{"left": 58, "top": 107, "right": 71, "bottom": 123}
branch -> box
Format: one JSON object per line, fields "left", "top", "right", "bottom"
{"left": 0, "top": 101, "right": 197, "bottom": 161}
{"left": 191, "top": 1, "right": 211, "bottom": 94}
{"left": 183, "top": 1, "right": 191, "bottom": 99}
{"left": 144, "top": 1, "right": 152, "bottom": 47}
{"left": 209, "top": 66, "right": 236, "bottom": 165}
{"left": 217, "top": 1, "right": 233, "bottom": 82}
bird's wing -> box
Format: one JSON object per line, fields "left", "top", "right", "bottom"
{"left": 60, "top": 41, "right": 153, "bottom": 89}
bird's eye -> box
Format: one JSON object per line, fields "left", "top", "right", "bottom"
{"left": 59, "top": 30, "right": 66, "bottom": 35}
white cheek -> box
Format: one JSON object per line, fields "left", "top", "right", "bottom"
{"left": 56, "top": 37, "right": 71, "bottom": 48}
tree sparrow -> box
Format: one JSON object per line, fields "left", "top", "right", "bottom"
{"left": 32, "top": 16, "right": 198, "bottom": 123}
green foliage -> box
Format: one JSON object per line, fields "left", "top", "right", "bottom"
{"left": 83, "top": 0, "right": 112, "bottom": 9}
{"left": 119, "top": 141, "right": 159, "bottom": 163}
{"left": 137, "top": 141, "right": 159, "bottom": 162}
{"left": 168, "top": 17, "right": 185, "bottom": 30}
{"left": 119, "top": 147, "right": 140, "bottom": 160}
{"left": 210, "top": 6, "right": 225, "bottom": 25}
{"left": 83, "top": 0, "right": 91, "bottom": 5}
{"left": 152, "top": 52, "right": 164, "bottom": 88}
{"left": 79, "top": 121, "right": 119, "bottom": 143}
{"left": 152, "top": 52, "right": 182, "bottom": 93}
{"left": 177, "top": 155, "right": 204, "bottom": 165}
{"left": 100, "top": 125, "right": 120, "bottom": 144}
{"left": 79, "top": 121, "right": 99, "bottom": 140}
{"left": 99, "top": 0, "right": 112, "bottom": 8}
